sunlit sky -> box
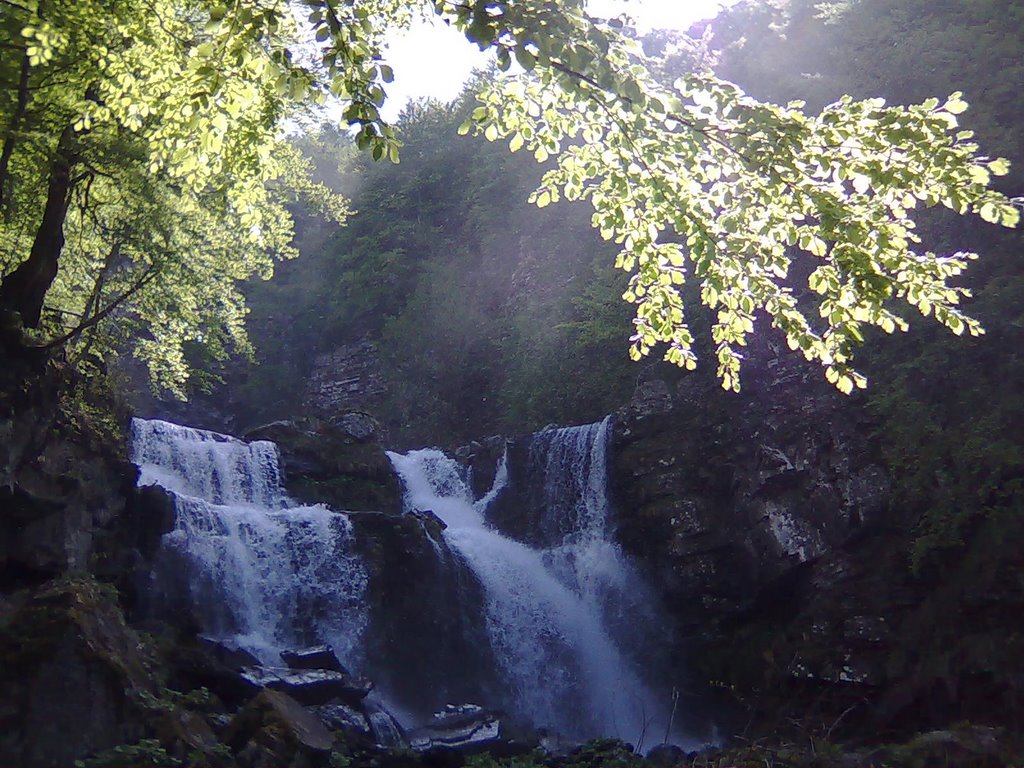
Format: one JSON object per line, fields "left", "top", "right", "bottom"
{"left": 380, "top": 0, "right": 738, "bottom": 120}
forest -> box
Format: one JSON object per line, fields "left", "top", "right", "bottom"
{"left": 1, "top": 0, "right": 1022, "bottom": 767}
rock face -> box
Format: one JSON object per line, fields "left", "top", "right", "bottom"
{"left": 0, "top": 336, "right": 185, "bottom": 618}
{"left": 0, "top": 345, "right": 142, "bottom": 589}
{"left": 608, "top": 341, "right": 1024, "bottom": 738}
{"left": 304, "top": 339, "right": 387, "bottom": 417}
{"left": 245, "top": 415, "right": 401, "bottom": 514}
{"left": 0, "top": 578, "right": 217, "bottom": 768}
{"left": 611, "top": 353, "right": 889, "bottom": 628}
{"left": 349, "top": 511, "right": 501, "bottom": 718}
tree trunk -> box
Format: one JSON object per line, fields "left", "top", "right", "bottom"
{"left": 0, "top": 44, "right": 32, "bottom": 217}
{"left": 0, "top": 124, "right": 77, "bottom": 328}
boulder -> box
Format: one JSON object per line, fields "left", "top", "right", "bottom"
{"left": 363, "top": 697, "right": 408, "bottom": 749}
{"left": 645, "top": 743, "right": 687, "bottom": 766}
{"left": 311, "top": 702, "right": 374, "bottom": 746}
{"left": 245, "top": 416, "right": 401, "bottom": 514}
{"left": 200, "top": 636, "right": 262, "bottom": 670}
{"left": 163, "top": 637, "right": 263, "bottom": 708}
{"left": 454, "top": 436, "right": 509, "bottom": 500}
{"left": 280, "top": 644, "right": 348, "bottom": 674}
{"left": 408, "top": 704, "right": 536, "bottom": 757}
{"left": 225, "top": 689, "right": 334, "bottom": 767}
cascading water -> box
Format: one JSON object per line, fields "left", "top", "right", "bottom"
{"left": 133, "top": 416, "right": 695, "bottom": 748}
{"left": 132, "top": 418, "right": 368, "bottom": 665}
{"left": 387, "top": 418, "right": 680, "bottom": 746}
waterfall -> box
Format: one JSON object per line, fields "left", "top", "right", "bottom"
{"left": 132, "top": 418, "right": 368, "bottom": 665}
{"left": 133, "top": 416, "right": 693, "bottom": 748}
{"left": 387, "top": 418, "right": 676, "bottom": 745}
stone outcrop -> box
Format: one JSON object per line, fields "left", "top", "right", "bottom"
{"left": 608, "top": 338, "right": 1023, "bottom": 739}
{"left": 0, "top": 343, "right": 143, "bottom": 589}
{"left": 225, "top": 689, "right": 335, "bottom": 767}
{"left": 610, "top": 348, "right": 889, "bottom": 628}
{"left": 304, "top": 339, "right": 387, "bottom": 417}
{"left": 0, "top": 578, "right": 218, "bottom": 767}
{"left": 349, "top": 511, "right": 500, "bottom": 717}
{"left": 246, "top": 415, "right": 401, "bottom": 513}
{"left": 409, "top": 703, "right": 538, "bottom": 756}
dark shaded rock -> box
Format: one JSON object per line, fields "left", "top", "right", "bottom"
{"left": 364, "top": 697, "right": 408, "bottom": 749}
{"left": 0, "top": 344, "right": 139, "bottom": 587}
{"left": 455, "top": 436, "right": 508, "bottom": 500}
{"left": 312, "top": 702, "right": 374, "bottom": 747}
{"left": 281, "top": 644, "right": 348, "bottom": 674}
{"left": 225, "top": 689, "right": 334, "bottom": 767}
{"left": 0, "top": 578, "right": 217, "bottom": 768}
{"left": 348, "top": 511, "right": 500, "bottom": 719}
{"left": 644, "top": 742, "right": 687, "bottom": 766}
{"left": 245, "top": 416, "right": 401, "bottom": 513}
{"left": 241, "top": 666, "right": 372, "bottom": 706}
{"left": 410, "top": 509, "right": 448, "bottom": 531}
{"left": 125, "top": 484, "right": 177, "bottom": 560}
{"left": 334, "top": 412, "right": 380, "bottom": 442}
{"left": 163, "top": 638, "right": 262, "bottom": 709}
{"left": 201, "top": 636, "right": 262, "bottom": 670}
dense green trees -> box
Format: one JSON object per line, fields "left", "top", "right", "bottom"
{"left": 0, "top": 0, "right": 346, "bottom": 392}
{"left": 1, "top": 0, "right": 1018, "bottom": 396}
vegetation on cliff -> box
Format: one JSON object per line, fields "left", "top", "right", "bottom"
{"left": 0, "top": 0, "right": 1017, "bottom": 402}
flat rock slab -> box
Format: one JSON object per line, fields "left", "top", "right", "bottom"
{"left": 241, "top": 665, "right": 372, "bottom": 706}
{"left": 280, "top": 645, "right": 347, "bottom": 673}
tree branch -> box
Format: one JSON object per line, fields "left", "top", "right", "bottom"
{"left": 41, "top": 262, "right": 160, "bottom": 350}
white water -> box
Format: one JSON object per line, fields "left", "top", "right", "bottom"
{"left": 388, "top": 419, "right": 672, "bottom": 744}
{"left": 132, "top": 418, "right": 368, "bottom": 665}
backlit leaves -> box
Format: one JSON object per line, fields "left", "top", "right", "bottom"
{"left": 450, "top": 3, "right": 1019, "bottom": 392}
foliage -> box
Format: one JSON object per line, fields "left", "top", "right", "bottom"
{"left": 0, "top": 0, "right": 347, "bottom": 394}
{"left": 1, "top": 0, "right": 1017, "bottom": 399}
{"left": 455, "top": 0, "right": 1019, "bottom": 392}
{"left": 138, "top": 686, "right": 217, "bottom": 713}
{"left": 704, "top": 0, "right": 1024, "bottom": 559}
{"left": 73, "top": 738, "right": 179, "bottom": 768}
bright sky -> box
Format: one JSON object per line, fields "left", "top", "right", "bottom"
{"left": 380, "top": 0, "right": 738, "bottom": 121}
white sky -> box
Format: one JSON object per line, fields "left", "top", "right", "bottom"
{"left": 380, "top": 0, "right": 737, "bottom": 121}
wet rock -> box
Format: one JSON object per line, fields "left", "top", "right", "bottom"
{"left": 455, "top": 436, "right": 508, "bottom": 499}
{"left": 364, "top": 697, "right": 408, "bottom": 749}
{"left": 240, "top": 666, "right": 373, "bottom": 706}
{"left": 408, "top": 704, "right": 503, "bottom": 753}
{"left": 199, "top": 636, "right": 262, "bottom": 670}
{"left": 410, "top": 508, "right": 448, "bottom": 531}
{"left": 349, "top": 512, "right": 499, "bottom": 717}
{"left": 226, "top": 689, "right": 334, "bottom": 767}
{"left": 245, "top": 416, "right": 401, "bottom": 513}
{"left": 281, "top": 645, "right": 348, "bottom": 674}
{"left": 312, "top": 702, "right": 374, "bottom": 745}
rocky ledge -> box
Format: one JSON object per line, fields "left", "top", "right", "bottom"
{"left": 245, "top": 414, "right": 402, "bottom": 514}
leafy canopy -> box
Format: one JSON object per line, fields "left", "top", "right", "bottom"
{"left": 0, "top": 0, "right": 1018, "bottom": 393}
{"left": 449, "top": 0, "right": 1019, "bottom": 392}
